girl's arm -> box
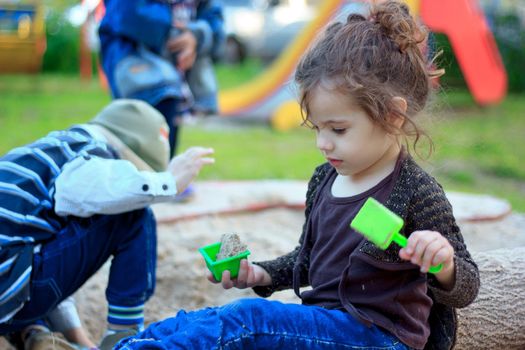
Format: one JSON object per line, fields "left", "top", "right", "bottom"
{"left": 405, "top": 175, "right": 480, "bottom": 308}
{"left": 252, "top": 245, "right": 306, "bottom": 297}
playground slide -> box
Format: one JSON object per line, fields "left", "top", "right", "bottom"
{"left": 217, "top": 0, "right": 344, "bottom": 123}
{"left": 217, "top": 0, "right": 419, "bottom": 128}
{"left": 218, "top": 0, "right": 507, "bottom": 128}
{"left": 420, "top": 0, "right": 507, "bottom": 105}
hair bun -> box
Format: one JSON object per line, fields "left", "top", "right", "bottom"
{"left": 346, "top": 13, "right": 366, "bottom": 24}
{"left": 370, "top": 1, "right": 425, "bottom": 52}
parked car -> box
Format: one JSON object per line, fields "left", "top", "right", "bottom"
{"left": 222, "top": 0, "right": 318, "bottom": 63}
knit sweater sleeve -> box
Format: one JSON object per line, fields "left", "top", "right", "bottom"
{"left": 252, "top": 164, "right": 328, "bottom": 297}
{"left": 405, "top": 172, "right": 480, "bottom": 308}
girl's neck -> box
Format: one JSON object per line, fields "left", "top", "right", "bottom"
{"left": 332, "top": 144, "right": 402, "bottom": 198}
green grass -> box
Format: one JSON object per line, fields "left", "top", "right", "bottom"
{"left": 0, "top": 74, "right": 110, "bottom": 151}
{"left": 215, "top": 59, "right": 266, "bottom": 89}
{"left": 423, "top": 90, "right": 525, "bottom": 212}
{"left": 179, "top": 126, "right": 323, "bottom": 180}
{"left": 1, "top": 74, "right": 524, "bottom": 212}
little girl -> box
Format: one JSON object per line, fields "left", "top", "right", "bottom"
{"left": 115, "top": 1, "right": 479, "bottom": 349}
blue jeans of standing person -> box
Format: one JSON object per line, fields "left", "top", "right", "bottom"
{"left": 115, "top": 298, "right": 410, "bottom": 350}
{"left": 156, "top": 98, "right": 180, "bottom": 158}
{"left": 0, "top": 208, "right": 157, "bottom": 334}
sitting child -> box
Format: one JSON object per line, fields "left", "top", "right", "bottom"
{"left": 114, "top": 2, "right": 479, "bottom": 349}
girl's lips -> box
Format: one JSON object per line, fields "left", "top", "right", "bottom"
{"left": 327, "top": 158, "right": 342, "bottom": 167}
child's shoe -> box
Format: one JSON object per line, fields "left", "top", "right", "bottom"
{"left": 98, "top": 329, "right": 138, "bottom": 350}
{"left": 23, "top": 328, "right": 77, "bottom": 350}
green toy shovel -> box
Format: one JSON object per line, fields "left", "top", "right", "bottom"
{"left": 350, "top": 197, "right": 443, "bottom": 274}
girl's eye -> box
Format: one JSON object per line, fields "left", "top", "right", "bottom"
{"left": 332, "top": 128, "right": 346, "bottom": 134}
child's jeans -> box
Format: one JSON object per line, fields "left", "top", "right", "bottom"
{"left": 155, "top": 97, "right": 180, "bottom": 157}
{"left": 116, "top": 298, "right": 410, "bottom": 350}
{"left": 0, "top": 208, "right": 157, "bottom": 334}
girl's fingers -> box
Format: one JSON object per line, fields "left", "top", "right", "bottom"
{"left": 433, "top": 241, "right": 455, "bottom": 269}
{"left": 236, "top": 260, "right": 249, "bottom": 287}
{"left": 398, "top": 247, "right": 411, "bottom": 261}
{"left": 403, "top": 230, "right": 423, "bottom": 255}
{"left": 207, "top": 271, "right": 218, "bottom": 283}
{"left": 246, "top": 265, "right": 256, "bottom": 285}
{"left": 403, "top": 230, "right": 454, "bottom": 273}
{"left": 419, "top": 239, "right": 444, "bottom": 272}
{"left": 410, "top": 233, "right": 435, "bottom": 266}
{"left": 432, "top": 246, "right": 450, "bottom": 267}
{"left": 221, "top": 270, "right": 233, "bottom": 289}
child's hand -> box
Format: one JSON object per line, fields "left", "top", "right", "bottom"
{"left": 166, "top": 28, "right": 197, "bottom": 71}
{"left": 168, "top": 147, "right": 214, "bottom": 194}
{"left": 207, "top": 259, "right": 272, "bottom": 290}
{"left": 399, "top": 230, "right": 456, "bottom": 288}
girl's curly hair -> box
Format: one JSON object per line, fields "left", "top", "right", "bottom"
{"left": 295, "top": 1, "right": 442, "bottom": 156}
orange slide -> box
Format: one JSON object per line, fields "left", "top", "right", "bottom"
{"left": 420, "top": 0, "right": 507, "bottom": 105}
{"left": 218, "top": 0, "right": 346, "bottom": 130}
{"left": 218, "top": 0, "right": 507, "bottom": 129}
{"left": 218, "top": 0, "right": 343, "bottom": 115}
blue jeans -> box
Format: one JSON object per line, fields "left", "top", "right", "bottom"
{"left": 0, "top": 208, "right": 157, "bottom": 334}
{"left": 155, "top": 98, "right": 180, "bottom": 157}
{"left": 116, "top": 298, "right": 409, "bottom": 350}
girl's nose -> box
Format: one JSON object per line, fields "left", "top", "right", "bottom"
{"left": 317, "top": 133, "right": 333, "bottom": 152}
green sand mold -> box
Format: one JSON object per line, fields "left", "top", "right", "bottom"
{"left": 350, "top": 197, "right": 443, "bottom": 274}
{"left": 199, "top": 242, "right": 251, "bottom": 281}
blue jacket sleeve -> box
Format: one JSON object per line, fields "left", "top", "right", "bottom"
{"left": 100, "top": 0, "right": 172, "bottom": 53}
{"left": 192, "top": 0, "right": 225, "bottom": 59}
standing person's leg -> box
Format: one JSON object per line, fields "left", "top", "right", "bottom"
{"left": 155, "top": 97, "right": 196, "bottom": 202}
{"left": 115, "top": 298, "right": 410, "bottom": 350}
{"left": 155, "top": 98, "right": 180, "bottom": 158}
{"left": 2, "top": 208, "right": 156, "bottom": 335}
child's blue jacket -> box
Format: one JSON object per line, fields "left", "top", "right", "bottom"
{"left": 98, "top": 0, "right": 224, "bottom": 106}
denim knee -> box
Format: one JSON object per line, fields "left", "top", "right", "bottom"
{"left": 105, "top": 207, "right": 157, "bottom": 305}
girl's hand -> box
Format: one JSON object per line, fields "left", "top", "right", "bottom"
{"left": 399, "top": 230, "right": 456, "bottom": 289}
{"left": 207, "top": 259, "right": 272, "bottom": 290}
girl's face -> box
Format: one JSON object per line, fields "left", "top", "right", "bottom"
{"left": 307, "top": 85, "right": 399, "bottom": 179}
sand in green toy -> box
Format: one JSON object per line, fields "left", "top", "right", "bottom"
{"left": 216, "top": 233, "right": 248, "bottom": 261}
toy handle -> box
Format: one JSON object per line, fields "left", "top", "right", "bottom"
{"left": 392, "top": 232, "right": 443, "bottom": 274}
{"left": 428, "top": 264, "right": 443, "bottom": 274}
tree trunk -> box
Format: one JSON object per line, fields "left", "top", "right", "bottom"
{"left": 455, "top": 247, "right": 525, "bottom": 349}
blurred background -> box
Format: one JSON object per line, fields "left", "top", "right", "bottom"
{"left": 0, "top": 0, "right": 524, "bottom": 211}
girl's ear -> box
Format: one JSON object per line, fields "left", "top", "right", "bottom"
{"left": 389, "top": 96, "right": 407, "bottom": 129}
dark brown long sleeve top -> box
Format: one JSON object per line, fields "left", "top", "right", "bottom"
{"left": 253, "top": 155, "right": 480, "bottom": 350}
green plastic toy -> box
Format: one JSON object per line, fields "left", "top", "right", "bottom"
{"left": 199, "top": 242, "right": 251, "bottom": 281}
{"left": 350, "top": 197, "right": 443, "bottom": 274}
